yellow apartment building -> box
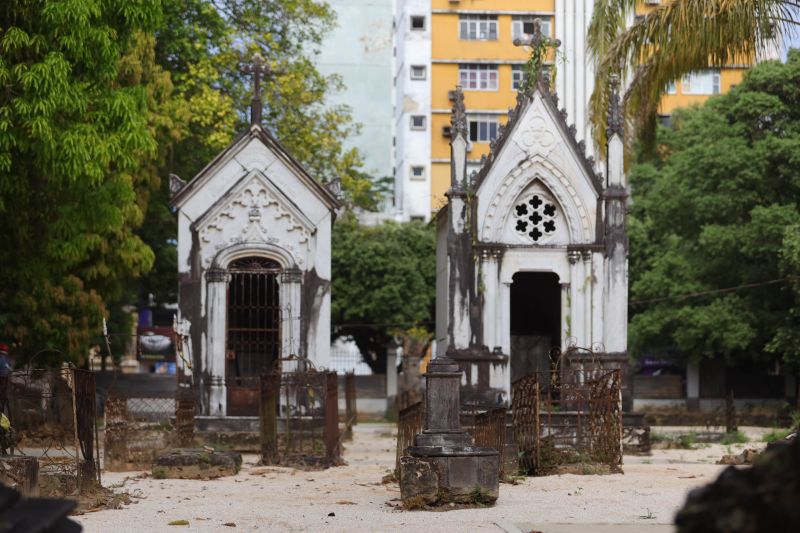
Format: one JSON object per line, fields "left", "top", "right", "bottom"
{"left": 418, "top": 0, "right": 752, "bottom": 214}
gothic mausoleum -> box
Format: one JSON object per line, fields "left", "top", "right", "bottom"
{"left": 170, "top": 59, "right": 340, "bottom": 417}
{"left": 435, "top": 74, "right": 629, "bottom": 407}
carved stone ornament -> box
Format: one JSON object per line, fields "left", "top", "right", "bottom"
{"left": 450, "top": 85, "right": 468, "bottom": 139}
{"left": 206, "top": 267, "right": 230, "bottom": 283}
{"left": 606, "top": 73, "right": 624, "bottom": 139}
{"left": 512, "top": 191, "right": 559, "bottom": 243}
{"left": 169, "top": 173, "right": 187, "bottom": 196}
{"left": 280, "top": 268, "right": 303, "bottom": 284}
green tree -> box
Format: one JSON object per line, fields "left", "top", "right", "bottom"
{"left": 628, "top": 52, "right": 800, "bottom": 372}
{"left": 0, "top": 0, "right": 169, "bottom": 365}
{"left": 587, "top": 0, "right": 798, "bottom": 147}
{"left": 331, "top": 215, "right": 436, "bottom": 374}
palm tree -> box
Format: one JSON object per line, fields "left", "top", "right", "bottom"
{"left": 587, "top": 0, "right": 798, "bottom": 149}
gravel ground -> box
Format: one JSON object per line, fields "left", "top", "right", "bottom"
{"left": 74, "top": 424, "right": 771, "bottom": 533}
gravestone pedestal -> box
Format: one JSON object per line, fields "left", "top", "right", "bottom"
{"left": 400, "top": 357, "right": 499, "bottom": 507}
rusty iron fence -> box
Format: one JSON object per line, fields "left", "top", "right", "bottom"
{"left": 395, "top": 400, "right": 425, "bottom": 473}
{"left": 344, "top": 372, "right": 357, "bottom": 440}
{"left": 473, "top": 407, "right": 508, "bottom": 478}
{"left": 175, "top": 386, "right": 195, "bottom": 447}
{"left": 104, "top": 393, "right": 178, "bottom": 471}
{"left": 259, "top": 366, "right": 341, "bottom": 468}
{"left": 511, "top": 368, "right": 623, "bottom": 476}
{"left": 4, "top": 368, "right": 100, "bottom": 496}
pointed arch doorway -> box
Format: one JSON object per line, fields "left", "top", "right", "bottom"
{"left": 225, "top": 256, "right": 282, "bottom": 415}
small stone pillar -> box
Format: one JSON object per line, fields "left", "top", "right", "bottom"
{"left": 400, "top": 357, "right": 499, "bottom": 507}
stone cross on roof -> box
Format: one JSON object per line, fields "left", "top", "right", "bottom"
{"left": 242, "top": 53, "right": 270, "bottom": 126}
{"left": 513, "top": 19, "right": 561, "bottom": 90}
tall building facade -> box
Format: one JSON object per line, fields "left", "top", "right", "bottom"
{"left": 392, "top": 0, "right": 756, "bottom": 221}
{"left": 392, "top": 0, "right": 432, "bottom": 221}
{"left": 315, "top": 0, "right": 394, "bottom": 178}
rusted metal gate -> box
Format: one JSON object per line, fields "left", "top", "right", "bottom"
{"left": 511, "top": 368, "right": 622, "bottom": 475}
{"left": 473, "top": 407, "right": 508, "bottom": 478}
{"left": 6, "top": 368, "right": 100, "bottom": 495}
{"left": 259, "top": 366, "right": 341, "bottom": 468}
{"left": 395, "top": 401, "right": 425, "bottom": 473}
{"left": 226, "top": 256, "right": 282, "bottom": 416}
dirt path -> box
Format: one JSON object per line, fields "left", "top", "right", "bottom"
{"left": 74, "top": 424, "right": 767, "bottom": 532}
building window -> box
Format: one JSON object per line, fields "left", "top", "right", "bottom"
{"left": 681, "top": 70, "right": 720, "bottom": 95}
{"left": 410, "top": 65, "right": 427, "bottom": 80}
{"left": 459, "top": 15, "right": 498, "bottom": 41}
{"left": 459, "top": 64, "right": 498, "bottom": 91}
{"left": 665, "top": 81, "right": 677, "bottom": 94}
{"left": 410, "top": 115, "right": 426, "bottom": 130}
{"left": 512, "top": 65, "right": 525, "bottom": 90}
{"left": 511, "top": 16, "right": 551, "bottom": 41}
{"left": 410, "top": 15, "right": 425, "bottom": 31}
{"left": 410, "top": 165, "right": 426, "bottom": 180}
{"left": 469, "top": 114, "right": 499, "bottom": 143}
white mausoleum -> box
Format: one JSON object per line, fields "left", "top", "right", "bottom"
{"left": 435, "top": 74, "right": 629, "bottom": 406}
{"left": 170, "top": 102, "right": 339, "bottom": 416}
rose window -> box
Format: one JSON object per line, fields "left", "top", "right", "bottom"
{"left": 513, "top": 194, "right": 558, "bottom": 242}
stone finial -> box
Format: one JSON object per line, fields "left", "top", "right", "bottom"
{"left": 450, "top": 85, "right": 468, "bottom": 140}
{"left": 606, "top": 73, "right": 624, "bottom": 139}
{"left": 169, "top": 173, "right": 186, "bottom": 196}
{"left": 242, "top": 53, "right": 270, "bottom": 126}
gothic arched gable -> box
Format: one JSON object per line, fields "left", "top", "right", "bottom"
{"left": 480, "top": 158, "right": 591, "bottom": 244}
{"left": 195, "top": 170, "right": 315, "bottom": 270}
{"left": 474, "top": 90, "right": 599, "bottom": 245}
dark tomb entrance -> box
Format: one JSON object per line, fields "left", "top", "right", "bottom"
{"left": 226, "top": 256, "right": 282, "bottom": 416}
{"left": 510, "top": 271, "right": 561, "bottom": 384}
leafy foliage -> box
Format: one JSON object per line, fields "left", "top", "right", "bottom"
{"left": 587, "top": 0, "right": 798, "bottom": 149}
{"left": 0, "top": 0, "right": 169, "bottom": 364}
{"left": 628, "top": 51, "right": 800, "bottom": 370}
{"left": 331, "top": 215, "right": 436, "bottom": 373}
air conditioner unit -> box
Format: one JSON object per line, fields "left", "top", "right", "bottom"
{"left": 442, "top": 126, "right": 452, "bottom": 138}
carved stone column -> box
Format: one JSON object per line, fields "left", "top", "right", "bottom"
{"left": 582, "top": 250, "right": 593, "bottom": 347}
{"left": 280, "top": 267, "right": 303, "bottom": 367}
{"left": 206, "top": 267, "right": 230, "bottom": 416}
{"left": 568, "top": 250, "right": 581, "bottom": 345}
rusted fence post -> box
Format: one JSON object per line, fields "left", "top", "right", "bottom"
{"left": 725, "top": 389, "right": 737, "bottom": 434}
{"left": 344, "top": 372, "right": 357, "bottom": 440}
{"left": 260, "top": 373, "right": 280, "bottom": 464}
{"left": 72, "top": 369, "right": 99, "bottom": 492}
{"left": 324, "top": 372, "right": 340, "bottom": 464}
{"left": 175, "top": 386, "right": 195, "bottom": 447}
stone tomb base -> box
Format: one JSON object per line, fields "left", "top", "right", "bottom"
{"left": 153, "top": 448, "right": 242, "bottom": 479}
{"left": 400, "top": 448, "right": 499, "bottom": 507}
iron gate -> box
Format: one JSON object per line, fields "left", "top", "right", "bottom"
{"left": 226, "top": 256, "right": 282, "bottom": 415}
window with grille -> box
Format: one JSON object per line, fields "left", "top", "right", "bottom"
{"left": 459, "top": 15, "right": 498, "bottom": 40}
{"left": 410, "top": 115, "right": 426, "bottom": 130}
{"left": 459, "top": 64, "right": 498, "bottom": 90}
{"left": 512, "top": 65, "right": 524, "bottom": 90}
{"left": 410, "top": 65, "right": 427, "bottom": 80}
{"left": 511, "top": 16, "right": 551, "bottom": 41}
{"left": 681, "top": 70, "right": 720, "bottom": 95}
{"left": 469, "top": 114, "right": 499, "bottom": 143}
